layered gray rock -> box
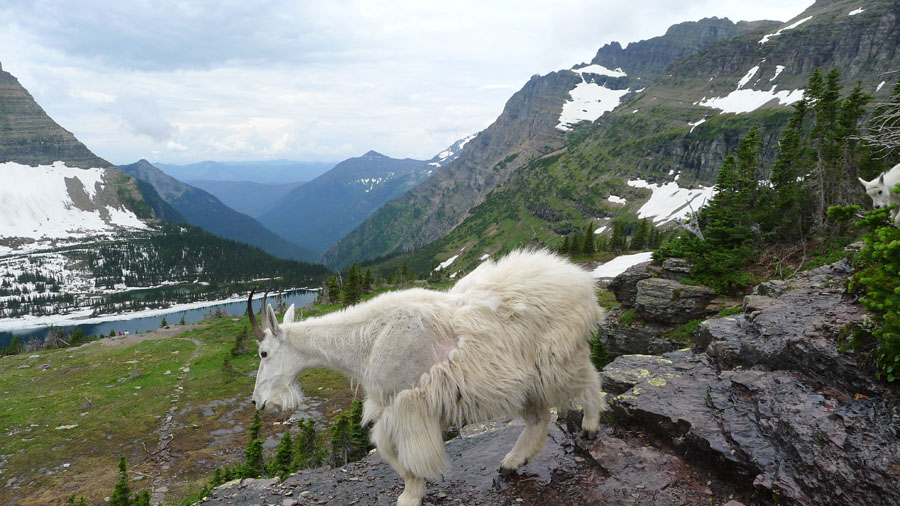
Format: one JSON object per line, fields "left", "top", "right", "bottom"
{"left": 603, "top": 260, "right": 900, "bottom": 505}
{"left": 606, "top": 261, "right": 654, "bottom": 306}
{"left": 597, "top": 313, "right": 683, "bottom": 358}
{"left": 634, "top": 278, "right": 716, "bottom": 324}
{"left": 601, "top": 259, "right": 715, "bottom": 358}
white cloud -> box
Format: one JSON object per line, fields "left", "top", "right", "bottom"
{"left": 0, "top": 0, "right": 815, "bottom": 165}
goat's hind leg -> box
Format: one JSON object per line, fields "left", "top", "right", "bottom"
{"left": 499, "top": 405, "right": 551, "bottom": 476}
{"left": 579, "top": 364, "right": 606, "bottom": 440}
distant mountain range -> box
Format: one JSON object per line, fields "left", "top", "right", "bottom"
{"left": 153, "top": 160, "right": 335, "bottom": 184}
{"left": 257, "top": 151, "right": 430, "bottom": 255}
{"left": 180, "top": 179, "right": 304, "bottom": 219}
{"left": 324, "top": 0, "right": 900, "bottom": 272}
{"left": 119, "top": 160, "right": 318, "bottom": 262}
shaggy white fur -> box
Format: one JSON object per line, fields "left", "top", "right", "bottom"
{"left": 251, "top": 249, "right": 607, "bottom": 506}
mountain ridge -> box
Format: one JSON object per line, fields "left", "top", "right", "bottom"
{"left": 340, "top": 0, "right": 900, "bottom": 275}
{"left": 321, "top": 16, "right": 785, "bottom": 269}
{"left": 119, "top": 159, "right": 319, "bottom": 262}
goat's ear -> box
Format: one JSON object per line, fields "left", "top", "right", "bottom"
{"left": 283, "top": 304, "right": 296, "bottom": 324}
{"left": 264, "top": 304, "right": 281, "bottom": 337}
{"left": 859, "top": 177, "right": 868, "bottom": 186}
{"left": 879, "top": 174, "right": 885, "bottom": 184}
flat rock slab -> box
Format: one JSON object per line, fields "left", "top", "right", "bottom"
{"left": 604, "top": 352, "right": 900, "bottom": 505}
{"left": 696, "top": 259, "right": 876, "bottom": 395}
{"left": 199, "top": 416, "right": 746, "bottom": 506}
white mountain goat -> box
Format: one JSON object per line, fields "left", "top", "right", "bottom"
{"left": 859, "top": 162, "right": 900, "bottom": 225}
{"left": 249, "top": 249, "right": 607, "bottom": 506}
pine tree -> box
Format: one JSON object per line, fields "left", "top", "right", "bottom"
{"left": 324, "top": 276, "right": 341, "bottom": 305}
{"left": 132, "top": 490, "right": 150, "bottom": 506}
{"left": 342, "top": 264, "right": 362, "bottom": 306}
{"left": 160, "top": 317, "right": 167, "bottom": 327}
{"left": 596, "top": 235, "right": 609, "bottom": 252}
{"left": 347, "top": 399, "right": 371, "bottom": 462}
{"left": 610, "top": 222, "right": 627, "bottom": 252}
{"left": 559, "top": 235, "right": 570, "bottom": 254}
{"left": 293, "top": 418, "right": 324, "bottom": 470}
{"left": 179, "top": 314, "right": 186, "bottom": 326}
{"left": 329, "top": 413, "right": 353, "bottom": 467}
{"left": 631, "top": 219, "right": 649, "bottom": 251}
{"left": 329, "top": 400, "right": 371, "bottom": 466}
{"left": 109, "top": 456, "right": 131, "bottom": 506}
{"left": 242, "top": 410, "right": 265, "bottom": 478}
{"left": 582, "top": 222, "right": 595, "bottom": 257}
{"left": 568, "top": 232, "right": 581, "bottom": 256}
{"left": 269, "top": 430, "right": 294, "bottom": 480}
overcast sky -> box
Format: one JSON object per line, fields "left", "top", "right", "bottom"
{"left": 0, "top": 0, "right": 815, "bottom": 165}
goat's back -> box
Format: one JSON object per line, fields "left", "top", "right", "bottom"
{"left": 450, "top": 249, "right": 603, "bottom": 339}
{"left": 411, "top": 250, "right": 604, "bottom": 425}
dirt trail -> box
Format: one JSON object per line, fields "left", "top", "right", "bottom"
{"left": 146, "top": 337, "right": 204, "bottom": 505}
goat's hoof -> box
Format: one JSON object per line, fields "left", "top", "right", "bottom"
{"left": 581, "top": 429, "right": 598, "bottom": 440}
{"left": 498, "top": 465, "right": 518, "bottom": 477}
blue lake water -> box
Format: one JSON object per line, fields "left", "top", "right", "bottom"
{"left": 0, "top": 289, "right": 318, "bottom": 349}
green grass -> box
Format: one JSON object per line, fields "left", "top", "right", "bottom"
{"left": 666, "top": 318, "right": 703, "bottom": 345}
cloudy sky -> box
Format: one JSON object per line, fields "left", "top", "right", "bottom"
{"left": 0, "top": 0, "right": 815, "bottom": 165}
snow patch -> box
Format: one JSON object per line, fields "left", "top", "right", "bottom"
{"left": 607, "top": 195, "right": 626, "bottom": 205}
{"left": 593, "top": 226, "right": 608, "bottom": 235}
{"left": 699, "top": 87, "right": 804, "bottom": 114}
{"left": 479, "top": 253, "right": 490, "bottom": 261}
{"left": 688, "top": 118, "right": 706, "bottom": 133}
{"left": 592, "top": 252, "right": 654, "bottom": 279}
{"left": 572, "top": 64, "right": 627, "bottom": 78}
{"left": 759, "top": 16, "right": 813, "bottom": 44}
{"left": 0, "top": 161, "right": 147, "bottom": 241}
{"left": 737, "top": 66, "right": 759, "bottom": 89}
{"left": 877, "top": 81, "right": 886, "bottom": 92}
{"left": 627, "top": 178, "right": 716, "bottom": 225}
{"left": 434, "top": 254, "right": 459, "bottom": 271}
{"left": 770, "top": 65, "right": 786, "bottom": 81}
{"left": 557, "top": 78, "right": 630, "bottom": 131}
{"left": 849, "top": 7, "right": 864, "bottom": 15}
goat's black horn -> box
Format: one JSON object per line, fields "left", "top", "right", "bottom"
{"left": 248, "top": 288, "right": 265, "bottom": 341}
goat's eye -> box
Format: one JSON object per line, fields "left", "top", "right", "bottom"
{"left": 878, "top": 190, "right": 883, "bottom": 195}
{"left": 260, "top": 351, "right": 268, "bottom": 359}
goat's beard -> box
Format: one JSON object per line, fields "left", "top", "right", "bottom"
{"left": 268, "top": 381, "right": 305, "bottom": 412}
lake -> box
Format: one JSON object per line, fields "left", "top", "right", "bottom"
{"left": 0, "top": 289, "right": 318, "bottom": 349}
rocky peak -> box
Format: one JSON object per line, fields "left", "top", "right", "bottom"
{"left": 590, "top": 17, "right": 778, "bottom": 81}
{"left": 0, "top": 64, "right": 110, "bottom": 169}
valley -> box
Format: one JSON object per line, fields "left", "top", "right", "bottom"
{"left": 2, "top": 0, "right": 900, "bottom": 505}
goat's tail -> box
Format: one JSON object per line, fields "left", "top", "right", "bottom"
{"left": 380, "top": 388, "right": 448, "bottom": 480}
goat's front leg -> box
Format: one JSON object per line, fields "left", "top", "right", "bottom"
{"left": 397, "top": 474, "right": 426, "bottom": 506}
{"left": 372, "top": 420, "right": 426, "bottom": 506}
{"left": 499, "top": 406, "right": 550, "bottom": 475}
